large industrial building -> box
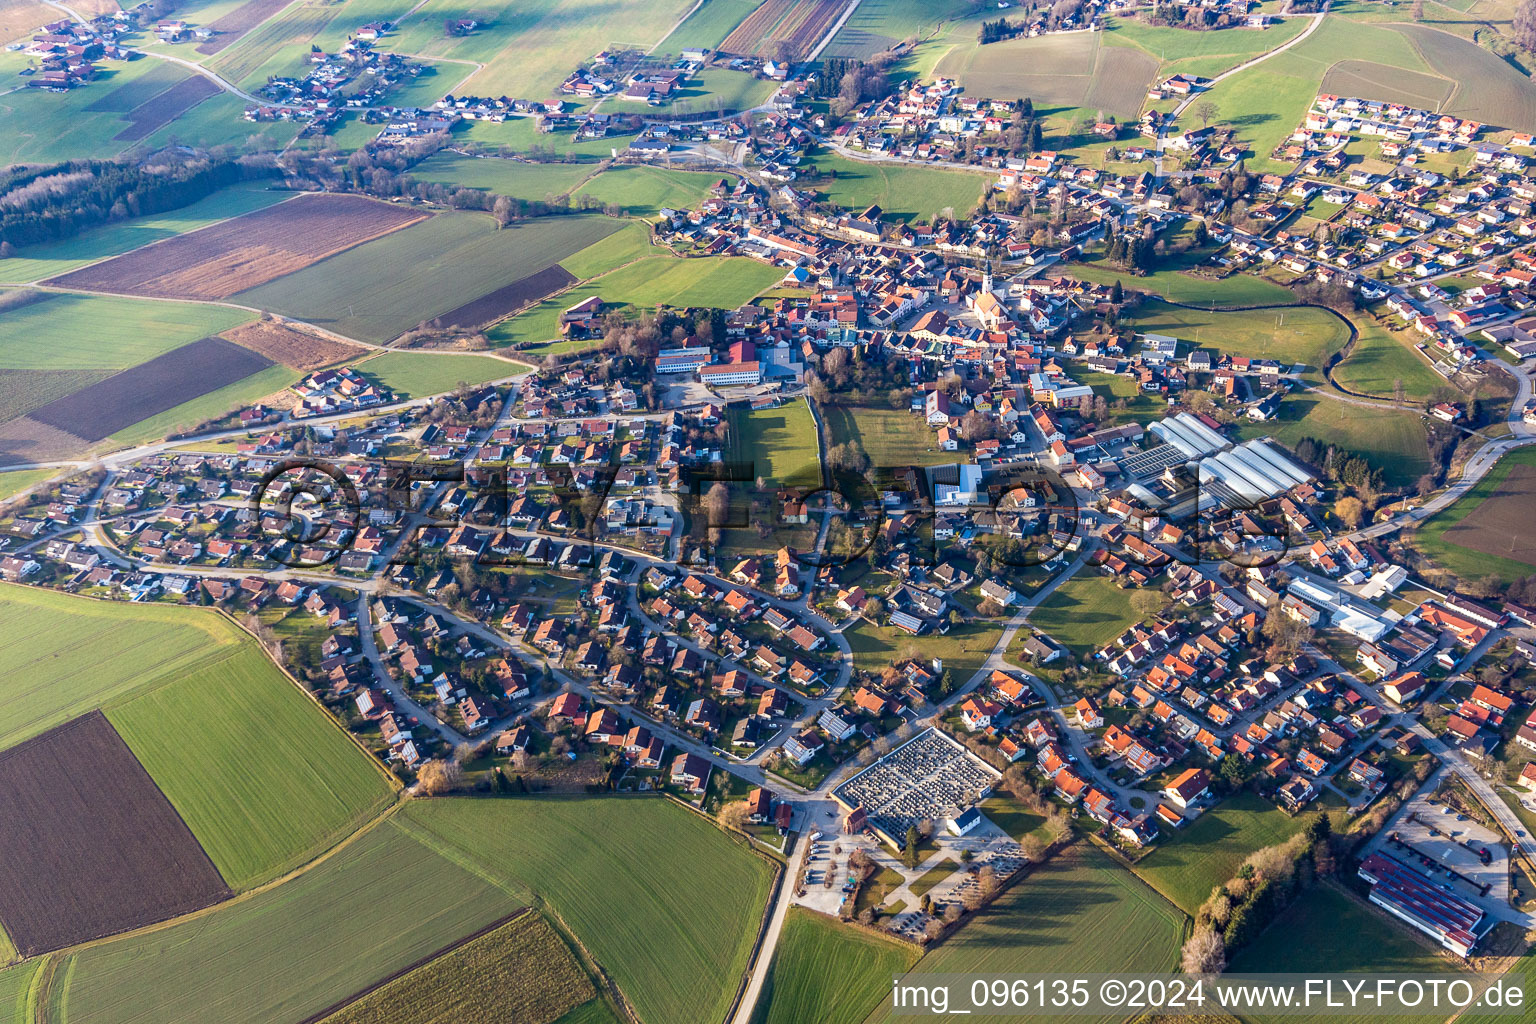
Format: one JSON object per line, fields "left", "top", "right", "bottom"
{"left": 1115, "top": 412, "right": 1315, "bottom": 512}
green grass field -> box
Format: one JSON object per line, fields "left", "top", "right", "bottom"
{"left": 355, "top": 351, "right": 526, "bottom": 399}
{"left": 821, "top": 403, "right": 951, "bottom": 468}
{"left": 0, "top": 960, "right": 40, "bottom": 1024}
{"left": 729, "top": 400, "right": 821, "bottom": 488}
{"left": 1068, "top": 256, "right": 1298, "bottom": 307}
{"left": 1412, "top": 447, "right": 1536, "bottom": 582}
{"left": 398, "top": 796, "right": 776, "bottom": 1024}
{"left": 320, "top": 912, "right": 608, "bottom": 1024}
{"left": 1235, "top": 393, "right": 1429, "bottom": 486}
{"left": 107, "top": 653, "right": 395, "bottom": 890}
{"left": 1130, "top": 792, "right": 1340, "bottom": 914}
{"left": 493, "top": 254, "right": 781, "bottom": 351}
{"left": 0, "top": 585, "right": 393, "bottom": 889}
{"left": 1229, "top": 882, "right": 1459, "bottom": 1024}
{"left": 0, "top": 186, "right": 290, "bottom": 284}
{"left": 1331, "top": 318, "right": 1443, "bottom": 401}
{"left": 1028, "top": 573, "right": 1141, "bottom": 656}
{"left": 572, "top": 166, "right": 729, "bottom": 217}
{"left": 53, "top": 818, "right": 518, "bottom": 1024}
{"left": 845, "top": 619, "right": 1003, "bottom": 682}
{"left": 557, "top": 221, "right": 660, "bottom": 279}
{"left": 666, "top": 0, "right": 762, "bottom": 50}
{"left": 235, "top": 212, "right": 623, "bottom": 342}
{"left": 753, "top": 909, "right": 919, "bottom": 1024}
{"left": 863, "top": 844, "right": 1184, "bottom": 1024}
{"left": 0, "top": 467, "right": 58, "bottom": 502}
{"left": 802, "top": 150, "right": 990, "bottom": 222}
{"left": 1102, "top": 14, "right": 1310, "bottom": 75}
{"left": 409, "top": 152, "right": 595, "bottom": 201}
{"left": 0, "top": 294, "right": 253, "bottom": 371}
{"left": 1131, "top": 300, "right": 1351, "bottom": 377}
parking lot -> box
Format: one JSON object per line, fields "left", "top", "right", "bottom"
{"left": 1366, "top": 789, "right": 1510, "bottom": 912}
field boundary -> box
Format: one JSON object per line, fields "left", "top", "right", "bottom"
{"left": 292, "top": 907, "right": 533, "bottom": 1024}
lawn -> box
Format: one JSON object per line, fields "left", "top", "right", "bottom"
{"left": 1234, "top": 392, "right": 1429, "bottom": 487}
{"left": 355, "top": 351, "right": 525, "bottom": 399}
{"left": 52, "top": 818, "right": 519, "bottom": 1024}
{"left": 820, "top": 403, "right": 951, "bottom": 468}
{"left": 1028, "top": 573, "right": 1142, "bottom": 656}
{"left": 398, "top": 796, "right": 776, "bottom": 1024}
{"left": 0, "top": 185, "right": 290, "bottom": 284}
{"left": 0, "top": 293, "right": 254, "bottom": 371}
{"left": 1331, "top": 317, "right": 1443, "bottom": 401}
{"left": 408, "top": 152, "right": 595, "bottom": 201}
{"left": 1412, "top": 446, "right": 1536, "bottom": 582}
{"left": 802, "top": 150, "right": 990, "bottom": 222}
{"left": 752, "top": 909, "right": 919, "bottom": 1024}
{"left": 320, "top": 911, "right": 608, "bottom": 1024}
{"left": 1229, "top": 881, "right": 1461, "bottom": 1024}
{"left": 978, "top": 795, "right": 1048, "bottom": 845}
{"left": 234, "top": 212, "right": 623, "bottom": 343}
{"left": 907, "top": 861, "right": 958, "bottom": 899}
{"left": 1068, "top": 255, "right": 1298, "bottom": 307}
{"left": 845, "top": 619, "right": 1003, "bottom": 683}
{"left": 863, "top": 844, "right": 1184, "bottom": 1024}
{"left": 1130, "top": 300, "right": 1352, "bottom": 377}
{"left": 491, "top": 254, "right": 783, "bottom": 351}
{"left": 107, "top": 652, "right": 396, "bottom": 891}
{"left": 572, "top": 165, "right": 730, "bottom": 217}
{"left": 1076, "top": 370, "right": 1167, "bottom": 427}
{"left": 729, "top": 400, "right": 821, "bottom": 489}
{"left": 1129, "top": 792, "right": 1339, "bottom": 914}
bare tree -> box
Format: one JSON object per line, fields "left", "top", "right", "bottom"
{"left": 1194, "top": 100, "right": 1219, "bottom": 129}
{"left": 416, "top": 759, "right": 465, "bottom": 796}
{"left": 1181, "top": 927, "right": 1227, "bottom": 974}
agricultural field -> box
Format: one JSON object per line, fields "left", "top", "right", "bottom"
{"left": 1130, "top": 301, "right": 1352, "bottom": 378}
{"left": 1412, "top": 447, "right": 1536, "bottom": 583}
{"left": 195, "top": 0, "right": 299, "bottom": 55}
{"left": 0, "top": 960, "right": 41, "bottom": 1024}
{"left": 0, "top": 712, "right": 230, "bottom": 957}
{"left": 935, "top": 29, "right": 1157, "bottom": 121}
{"left": 235, "top": 211, "right": 623, "bottom": 342}
{"left": 1102, "top": 15, "right": 1310, "bottom": 76}
{"left": 821, "top": 402, "right": 953, "bottom": 468}
{"left": 822, "top": 0, "right": 976, "bottom": 59}
{"left": 1395, "top": 23, "right": 1536, "bottom": 133}
{"left": 1319, "top": 58, "right": 1453, "bottom": 109}
{"left": 409, "top": 152, "right": 595, "bottom": 201}
{"left": 112, "top": 77, "right": 222, "bottom": 142}
{"left": 0, "top": 586, "right": 394, "bottom": 890}
{"left": 862, "top": 845, "right": 1184, "bottom": 1024}
{"left": 383, "top": 0, "right": 695, "bottom": 99}
{"left": 398, "top": 796, "right": 776, "bottom": 1024}
{"left": 47, "top": 194, "right": 429, "bottom": 301}
{"left": 320, "top": 912, "right": 607, "bottom": 1024}
{"left": 491, "top": 254, "right": 782, "bottom": 352}
{"left": 218, "top": 318, "right": 369, "bottom": 372}
{"left": 1130, "top": 792, "right": 1340, "bottom": 913}
{"left": 104, "top": 363, "right": 297, "bottom": 447}
{"left": 205, "top": 0, "right": 350, "bottom": 89}
{"left": 669, "top": 0, "right": 767, "bottom": 51}
{"left": 719, "top": 0, "right": 843, "bottom": 57}
{"left": 353, "top": 351, "right": 524, "bottom": 398}
{"left": 572, "top": 165, "right": 729, "bottom": 217}
{"left": 0, "top": 184, "right": 292, "bottom": 284}
{"left": 1027, "top": 573, "right": 1142, "bottom": 656}
{"left": 754, "top": 909, "right": 920, "bottom": 1024}
{"left": 0, "top": 292, "right": 252, "bottom": 373}
{"left": 803, "top": 150, "right": 991, "bottom": 222}
{"left": 1234, "top": 393, "right": 1430, "bottom": 486}
{"left": 0, "top": 0, "right": 52, "bottom": 45}
{"left": 729, "top": 400, "right": 822, "bottom": 488}
{"left": 557, "top": 221, "right": 662, "bottom": 280}
{"left": 1068, "top": 256, "right": 1298, "bottom": 307}
{"left": 1330, "top": 318, "right": 1443, "bottom": 401}
{"left": 27, "top": 337, "right": 273, "bottom": 441}
{"left": 106, "top": 653, "right": 396, "bottom": 890}
{"left": 50, "top": 818, "right": 519, "bottom": 1024}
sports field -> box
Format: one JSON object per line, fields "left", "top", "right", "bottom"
{"left": 821, "top": 403, "right": 952, "bottom": 468}
{"left": 320, "top": 912, "right": 608, "bottom": 1024}
{"left": 862, "top": 845, "right": 1183, "bottom": 1024}
{"left": 0, "top": 185, "right": 290, "bottom": 284}
{"left": 354, "top": 351, "right": 525, "bottom": 399}
{"left": 1028, "top": 573, "right": 1141, "bottom": 656}
{"left": 51, "top": 819, "right": 518, "bottom": 1024}
{"left": 1413, "top": 447, "right": 1536, "bottom": 582}
{"left": 398, "top": 796, "right": 776, "bottom": 1024}
{"left": 754, "top": 909, "right": 919, "bottom": 1024}
{"left": 1130, "top": 792, "right": 1342, "bottom": 914}
{"left": 729, "top": 400, "right": 822, "bottom": 488}
{"left": 235, "top": 212, "right": 622, "bottom": 342}
{"left": 0, "top": 586, "right": 394, "bottom": 890}
{"left": 1235, "top": 393, "right": 1429, "bottom": 487}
